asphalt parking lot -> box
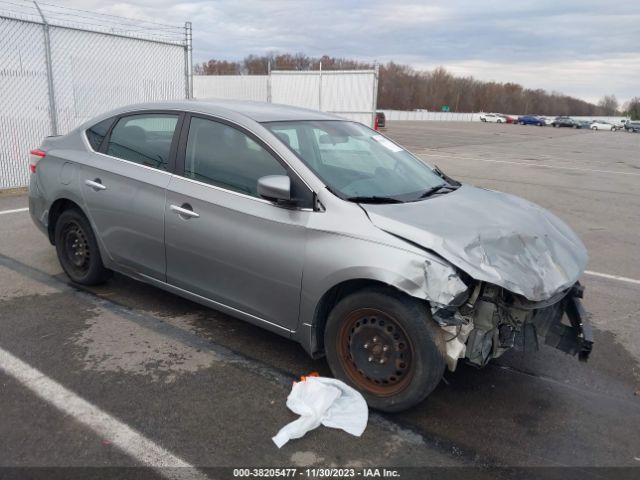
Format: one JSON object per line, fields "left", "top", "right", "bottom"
{"left": 1, "top": 121, "right": 639, "bottom": 476}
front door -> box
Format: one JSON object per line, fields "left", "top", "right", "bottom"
{"left": 164, "top": 116, "right": 311, "bottom": 331}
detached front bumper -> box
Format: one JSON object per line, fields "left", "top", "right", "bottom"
{"left": 543, "top": 284, "right": 593, "bottom": 361}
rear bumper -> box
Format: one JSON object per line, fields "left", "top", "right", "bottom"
{"left": 28, "top": 175, "right": 48, "bottom": 238}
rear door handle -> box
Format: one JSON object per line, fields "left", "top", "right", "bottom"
{"left": 170, "top": 203, "right": 199, "bottom": 219}
{"left": 85, "top": 179, "right": 106, "bottom": 191}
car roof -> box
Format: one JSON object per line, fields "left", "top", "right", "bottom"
{"left": 94, "top": 99, "right": 342, "bottom": 123}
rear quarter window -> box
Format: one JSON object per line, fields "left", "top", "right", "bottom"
{"left": 85, "top": 118, "right": 115, "bottom": 151}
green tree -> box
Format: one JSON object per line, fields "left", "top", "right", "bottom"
{"left": 623, "top": 97, "right": 640, "bottom": 120}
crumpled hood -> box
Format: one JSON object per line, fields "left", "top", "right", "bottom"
{"left": 362, "top": 185, "right": 588, "bottom": 302}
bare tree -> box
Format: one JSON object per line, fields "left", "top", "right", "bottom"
{"left": 196, "top": 53, "right": 614, "bottom": 116}
{"left": 194, "top": 59, "right": 241, "bottom": 75}
{"left": 598, "top": 95, "right": 619, "bottom": 115}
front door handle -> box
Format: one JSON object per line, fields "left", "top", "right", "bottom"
{"left": 170, "top": 203, "right": 200, "bottom": 219}
{"left": 85, "top": 179, "right": 106, "bottom": 191}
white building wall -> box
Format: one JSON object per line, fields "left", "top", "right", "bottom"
{"left": 193, "top": 70, "right": 377, "bottom": 127}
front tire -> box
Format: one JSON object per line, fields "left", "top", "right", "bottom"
{"left": 324, "top": 287, "right": 446, "bottom": 412}
{"left": 54, "top": 208, "right": 112, "bottom": 285}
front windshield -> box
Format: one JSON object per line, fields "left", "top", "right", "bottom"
{"left": 264, "top": 120, "right": 447, "bottom": 202}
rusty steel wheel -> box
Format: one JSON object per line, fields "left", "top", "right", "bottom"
{"left": 337, "top": 308, "right": 414, "bottom": 397}
{"left": 325, "top": 287, "right": 446, "bottom": 412}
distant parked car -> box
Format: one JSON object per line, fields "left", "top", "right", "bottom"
{"left": 479, "top": 113, "right": 505, "bottom": 123}
{"left": 552, "top": 117, "right": 580, "bottom": 128}
{"left": 624, "top": 121, "right": 640, "bottom": 132}
{"left": 590, "top": 121, "right": 615, "bottom": 131}
{"left": 501, "top": 114, "right": 518, "bottom": 124}
{"left": 541, "top": 116, "right": 556, "bottom": 126}
{"left": 375, "top": 112, "right": 386, "bottom": 130}
{"left": 614, "top": 119, "right": 630, "bottom": 130}
{"left": 518, "top": 115, "right": 544, "bottom": 126}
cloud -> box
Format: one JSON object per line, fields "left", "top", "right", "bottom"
{"left": 47, "top": 0, "right": 640, "bottom": 102}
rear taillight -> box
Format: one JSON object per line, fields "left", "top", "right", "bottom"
{"left": 374, "top": 115, "right": 379, "bottom": 131}
{"left": 29, "top": 149, "right": 46, "bottom": 173}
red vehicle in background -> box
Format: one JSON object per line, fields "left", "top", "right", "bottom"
{"left": 500, "top": 114, "right": 517, "bottom": 124}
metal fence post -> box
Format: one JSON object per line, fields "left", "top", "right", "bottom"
{"left": 318, "top": 61, "right": 322, "bottom": 110}
{"left": 267, "top": 60, "right": 272, "bottom": 102}
{"left": 33, "top": 0, "right": 58, "bottom": 135}
{"left": 371, "top": 62, "right": 379, "bottom": 128}
{"left": 184, "top": 21, "right": 193, "bottom": 99}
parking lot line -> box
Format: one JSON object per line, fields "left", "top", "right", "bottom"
{"left": 0, "top": 347, "right": 207, "bottom": 480}
{"left": 585, "top": 270, "right": 640, "bottom": 286}
{"left": 417, "top": 152, "right": 640, "bottom": 177}
{"left": 0, "top": 207, "right": 29, "bottom": 215}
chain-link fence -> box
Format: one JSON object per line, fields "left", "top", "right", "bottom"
{"left": 0, "top": 0, "right": 192, "bottom": 189}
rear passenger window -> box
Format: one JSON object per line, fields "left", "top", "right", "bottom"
{"left": 184, "top": 117, "right": 286, "bottom": 196}
{"left": 106, "top": 114, "right": 178, "bottom": 170}
{"left": 86, "top": 118, "right": 114, "bottom": 151}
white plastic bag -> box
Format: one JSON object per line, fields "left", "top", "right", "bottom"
{"left": 272, "top": 376, "right": 368, "bottom": 448}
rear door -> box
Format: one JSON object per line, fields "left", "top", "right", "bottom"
{"left": 164, "top": 115, "right": 312, "bottom": 331}
{"left": 80, "top": 111, "right": 183, "bottom": 280}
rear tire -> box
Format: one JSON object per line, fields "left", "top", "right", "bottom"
{"left": 54, "top": 208, "right": 112, "bottom": 285}
{"left": 324, "top": 287, "right": 446, "bottom": 412}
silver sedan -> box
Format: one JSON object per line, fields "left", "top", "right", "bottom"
{"left": 29, "top": 100, "right": 593, "bottom": 411}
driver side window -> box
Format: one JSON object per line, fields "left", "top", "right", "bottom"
{"left": 184, "top": 117, "right": 287, "bottom": 197}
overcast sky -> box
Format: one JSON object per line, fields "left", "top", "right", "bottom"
{"left": 59, "top": 0, "right": 640, "bottom": 104}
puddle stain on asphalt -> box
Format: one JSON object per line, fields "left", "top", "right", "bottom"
{"left": 0, "top": 266, "right": 58, "bottom": 300}
{"left": 70, "top": 306, "right": 221, "bottom": 383}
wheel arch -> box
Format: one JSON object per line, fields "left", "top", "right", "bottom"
{"left": 307, "top": 278, "right": 427, "bottom": 358}
{"left": 47, "top": 198, "right": 86, "bottom": 245}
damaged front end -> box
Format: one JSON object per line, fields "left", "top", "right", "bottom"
{"left": 359, "top": 184, "right": 593, "bottom": 372}
{"left": 432, "top": 281, "right": 593, "bottom": 371}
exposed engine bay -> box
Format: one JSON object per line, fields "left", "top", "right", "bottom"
{"left": 432, "top": 281, "right": 593, "bottom": 371}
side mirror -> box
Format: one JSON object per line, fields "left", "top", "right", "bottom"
{"left": 257, "top": 175, "right": 291, "bottom": 202}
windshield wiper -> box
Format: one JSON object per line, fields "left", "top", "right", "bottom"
{"left": 434, "top": 165, "right": 461, "bottom": 186}
{"left": 418, "top": 184, "right": 450, "bottom": 199}
{"left": 346, "top": 195, "right": 403, "bottom": 204}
